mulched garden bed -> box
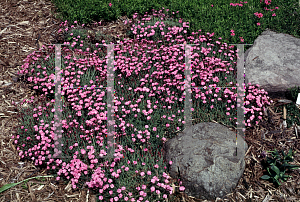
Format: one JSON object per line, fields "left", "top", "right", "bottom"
{"left": 1, "top": 0, "right": 299, "bottom": 201}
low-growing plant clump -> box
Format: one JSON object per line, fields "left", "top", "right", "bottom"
{"left": 5, "top": 3, "right": 300, "bottom": 202}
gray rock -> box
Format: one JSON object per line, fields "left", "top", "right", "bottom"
{"left": 163, "top": 122, "right": 248, "bottom": 200}
{"left": 244, "top": 29, "right": 300, "bottom": 95}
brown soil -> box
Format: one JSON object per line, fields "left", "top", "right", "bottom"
{"left": 1, "top": 0, "right": 300, "bottom": 201}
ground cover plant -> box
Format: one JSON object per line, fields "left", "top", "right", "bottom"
{"left": 49, "top": 0, "right": 300, "bottom": 54}
{"left": 2, "top": 0, "right": 300, "bottom": 201}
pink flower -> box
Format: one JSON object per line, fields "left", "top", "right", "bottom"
{"left": 254, "top": 12, "right": 263, "bottom": 18}
{"left": 81, "top": 149, "right": 86, "bottom": 155}
{"left": 179, "top": 186, "right": 185, "bottom": 191}
{"left": 109, "top": 2, "right": 112, "bottom": 7}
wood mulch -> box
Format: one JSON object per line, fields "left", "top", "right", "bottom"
{"left": 1, "top": 0, "right": 300, "bottom": 201}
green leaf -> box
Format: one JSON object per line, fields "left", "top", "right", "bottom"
{"left": 282, "top": 149, "right": 287, "bottom": 158}
{"left": 0, "top": 183, "right": 22, "bottom": 193}
{"left": 271, "top": 165, "right": 280, "bottom": 175}
{"left": 282, "top": 174, "right": 292, "bottom": 179}
{"left": 289, "top": 165, "right": 300, "bottom": 170}
{"left": 0, "top": 175, "right": 54, "bottom": 194}
{"left": 279, "top": 170, "right": 286, "bottom": 178}
{"left": 288, "top": 148, "right": 293, "bottom": 156}
{"left": 260, "top": 175, "right": 271, "bottom": 180}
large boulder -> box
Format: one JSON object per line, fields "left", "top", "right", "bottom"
{"left": 244, "top": 28, "right": 300, "bottom": 98}
{"left": 163, "top": 122, "right": 248, "bottom": 200}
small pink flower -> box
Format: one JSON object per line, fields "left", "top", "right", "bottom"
{"left": 109, "top": 2, "right": 112, "bottom": 7}
{"left": 179, "top": 186, "right": 185, "bottom": 191}
{"left": 81, "top": 149, "right": 86, "bottom": 155}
